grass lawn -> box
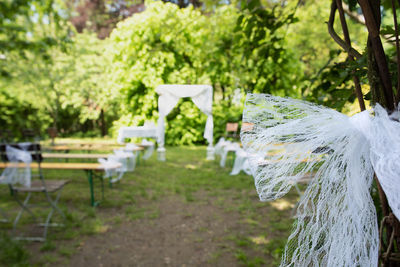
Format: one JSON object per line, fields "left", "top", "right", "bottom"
{"left": 0, "top": 145, "right": 298, "bottom": 266}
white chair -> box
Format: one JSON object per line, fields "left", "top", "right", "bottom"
{"left": 230, "top": 148, "right": 252, "bottom": 175}
{"left": 220, "top": 142, "right": 240, "bottom": 168}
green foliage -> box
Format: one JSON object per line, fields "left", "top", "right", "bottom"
{"left": 2, "top": 30, "right": 117, "bottom": 138}
{"left": 2, "top": 0, "right": 375, "bottom": 142}
{"left": 236, "top": 0, "right": 302, "bottom": 95}
{"left": 0, "top": 0, "right": 71, "bottom": 79}
{"left": 284, "top": 0, "right": 369, "bottom": 111}
{"left": 165, "top": 100, "right": 207, "bottom": 145}
{"left": 0, "top": 90, "right": 51, "bottom": 140}
{"left": 108, "top": 1, "right": 302, "bottom": 144}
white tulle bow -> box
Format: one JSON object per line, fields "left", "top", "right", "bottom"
{"left": 241, "top": 93, "right": 400, "bottom": 267}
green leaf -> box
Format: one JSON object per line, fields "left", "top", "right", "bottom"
{"left": 347, "top": 0, "right": 358, "bottom": 12}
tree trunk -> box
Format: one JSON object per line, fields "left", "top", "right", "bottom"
{"left": 358, "top": 0, "right": 395, "bottom": 109}
{"left": 100, "top": 108, "right": 106, "bottom": 136}
{"left": 330, "top": 1, "right": 399, "bottom": 265}
{"left": 357, "top": 1, "right": 399, "bottom": 266}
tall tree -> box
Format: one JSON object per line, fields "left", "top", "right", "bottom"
{"left": 68, "top": 0, "right": 146, "bottom": 39}
{"left": 0, "top": 0, "right": 70, "bottom": 76}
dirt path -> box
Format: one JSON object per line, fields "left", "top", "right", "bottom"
{"left": 63, "top": 192, "right": 287, "bottom": 267}
{"left": 69, "top": 196, "right": 243, "bottom": 266}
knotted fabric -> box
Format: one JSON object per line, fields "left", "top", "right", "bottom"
{"left": 241, "top": 93, "right": 400, "bottom": 267}
{"left": 230, "top": 148, "right": 252, "bottom": 176}
{"left": 0, "top": 146, "right": 32, "bottom": 187}
{"left": 98, "top": 157, "right": 124, "bottom": 183}
{"left": 141, "top": 139, "right": 155, "bottom": 160}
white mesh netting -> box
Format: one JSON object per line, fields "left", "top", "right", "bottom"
{"left": 230, "top": 148, "right": 252, "bottom": 176}
{"left": 141, "top": 139, "right": 155, "bottom": 160}
{"left": 0, "top": 145, "right": 32, "bottom": 187}
{"left": 241, "top": 93, "right": 400, "bottom": 267}
{"left": 98, "top": 157, "right": 124, "bottom": 183}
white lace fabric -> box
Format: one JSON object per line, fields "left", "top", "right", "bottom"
{"left": 117, "top": 125, "right": 158, "bottom": 144}
{"left": 98, "top": 157, "right": 125, "bottom": 183}
{"left": 98, "top": 147, "right": 138, "bottom": 183}
{"left": 214, "top": 137, "right": 241, "bottom": 167}
{"left": 113, "top": 149, "right": 136, "bottom": 172}
{"left": 230, "top": 148, "right": 252, "bottom": 175}
{"left": 141, "top": 139, "right": 155, "bottom": 160}
{"left": 0, "top": 145, "right": 32, "bottom": 187}
{"left": 241, "top": 93, "right": 400, "bottom": 267}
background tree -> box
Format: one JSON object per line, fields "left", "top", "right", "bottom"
{"left": 1, "top": 25, "right": 116, "bottom": 138}
{"left": 1, "top": 0, "right": 375, "bottom": 142}
{"left": 235, "top": 0, "right": 302, "bottom": 95}
{"left": 107, "top": 0, "right": 302, "bottom": 144}
{"left": 68, "top": 0, "right": 146, "bottom": 39}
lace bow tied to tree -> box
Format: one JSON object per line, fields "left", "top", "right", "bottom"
{"left": 241, "top": 93, "right": 400, "bottom": 267}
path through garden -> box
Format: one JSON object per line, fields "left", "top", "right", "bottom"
{"left": 0, "top": 146, "right": 298, "bottom": 266}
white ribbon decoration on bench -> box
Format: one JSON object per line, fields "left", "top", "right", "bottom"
{"left": 241, "top": 93, "right": 400, "bottom": 267}
{"left": 141, "top": 139, "right": 155, "bottom": 160}
{"left": 1, "top": 146, "right": 32, "bottom": 187}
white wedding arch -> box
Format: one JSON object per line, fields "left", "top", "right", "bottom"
{"left": 156, "top": 84, "right": 215, "bottom": 161}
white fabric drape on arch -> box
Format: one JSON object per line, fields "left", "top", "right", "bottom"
{"left": 156, "top": 85, "right": 214, "bottom": 159}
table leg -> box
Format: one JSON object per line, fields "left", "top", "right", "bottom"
{"left": 86, "top": 170, "right": 97, "bottom": 207}
{"left": 65, "top": 149, "right": 70, "bottom": 163}
{"left": 86, "top": 170, "right": 105, "bottom": 207}
{"left": 100, "top": 173, "right": 104, "bottom": 201}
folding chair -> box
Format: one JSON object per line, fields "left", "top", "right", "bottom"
{"left": 225, "top": 122, "right": 239, "bottom": 140}
{"left": 2, "top": 143, "right": 69, "bottom": 241}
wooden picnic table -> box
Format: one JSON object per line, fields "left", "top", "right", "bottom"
{"left": 53, "top": 142, "right": 123, "bottom": 146}
{"left": 43, "top": 145, "right": 144, "bottom": 152}
{"left": 42, "top": 153, "right": 110, "bottom": 159}
{"left": 0, "top": 162, "right": 121, "bottom": 207}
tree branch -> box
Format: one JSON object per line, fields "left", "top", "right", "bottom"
{"left": 343, "top": 2, "right": 365, "bottom": 25}
{"left": 392, "top": 0, "right": 400, "bottom": 104}
{"left": 328, "top": 1, "right": 363, "bottom": 60}
{"left": 336, "top": 0, "right": 366, "bottom": 111}
{"left": 343, "top": 2, "right": 399, "bottom": 45}
{"left": 358, "top": 0, "right": 395, "bottom": 110}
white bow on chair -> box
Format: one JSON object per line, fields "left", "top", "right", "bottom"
{"left": 241, "top": 93, "right": 400, "bottom": 267}
{"left": 1, "top": 146, "right": 32, "bottom": 187}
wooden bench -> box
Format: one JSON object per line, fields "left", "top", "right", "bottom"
{"left": 0, "top": 162, "right": 121, "bottom": 206}
{"left": 42, "top": 145, "right": 144, "bottom": 152}
{"left": 42, "top": 153, "right": 110, "bottom": 159}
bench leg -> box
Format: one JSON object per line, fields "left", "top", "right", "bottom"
{"left": 86, "top": 170, "right": 104, "bottom": 207}
{"left": 86, "top": 170, "right": 96, "bottom": 206}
